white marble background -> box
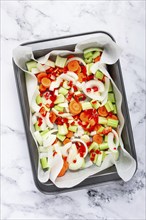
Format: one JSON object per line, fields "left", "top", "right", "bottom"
{"left": 1, "top": 1, "right": 145, "bottom": 219}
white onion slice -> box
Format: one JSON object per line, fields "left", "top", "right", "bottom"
{"left": 82, "top": 77, "right": 109, "bottom": 101}
{"left": 45, "top": 112, "right": 54, "bottom": 129}
{"left": 43, "top": 134, "right": 56, "bottom": 147}
{"left": 58, "top": 73, "right": 76, "bottom": 83}
{"left": 67, "top": 144, "right": 78, "bottom": 164}
{"left": 67, "top": 71, "right": 78, "bottom": 80}
{"left": 108, "top": 129, "right": 119, "bottom": 152}
{"left": 49, "top": 79, "right": 62, "bottom": 91}
{"left": 59, "top": 142, "right": 72, "bottom": 157}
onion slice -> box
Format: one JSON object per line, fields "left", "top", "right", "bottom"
{"left": 107, "top": 129, "right": 119, "bottom": 152}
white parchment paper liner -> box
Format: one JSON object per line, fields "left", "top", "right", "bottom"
{"left": 13, "top": 36, "right": 136, "bottom": 188}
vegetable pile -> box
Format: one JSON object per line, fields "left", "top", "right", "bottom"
{"left": 26, "top": 48, "right": 120, "bottom": 178}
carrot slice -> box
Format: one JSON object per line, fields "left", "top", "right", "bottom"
{"left": 89, "top": 118, "right": 96, "bottom": 126}
{"left": 94, "top": 56, "right": 101, "bottom": 63}
{"left": 76, "top": 65, "right": 81, "bottom": 74}
{"left": 98, "top": 106, "right": 108, "bottom": 117}
{"left": 37, "top": 72, "right": 47, "bottom": 83}
{"left": 58, "top": 160, "right": 69, "bottom": 177}
{"left": 80, "top": 112, "right": 89, "bottom": 122}
{"left": 94, "top": 124, "right": 102, "bottom": 132}
{"left": 93, "top": 134, "right": 103, "bottom": 144}
{"left": 69, "top": 100, "right": 82, "bottom": 115}
{"left": 39, "top": 84, "right": 46, "bottom": 93}
{"left": 102, "top": 127, "right": 112, "bottom": 135}
{"left": 41, "top": 77, "right": 51, "bottom": 88}
{"left": 66, "top": 131, "right": 73, "bottom": 138}
{"left": 49, "top": 111, "right": 57, "bottom": 123}
{"left": 78, "top": 72, "right": 85, "bottom": 82}
{"left": 63, "top": 138, "right": 71, "bottom": 145}
{"left": 67, "top": 60, "right": 79, "bottom": 72}
{"left": 107, "top": 115, "right": 118, "bottom": 120}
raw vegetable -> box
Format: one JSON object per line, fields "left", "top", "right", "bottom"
{"left": 55, "top": 56, "right": 67, "bottom": 68}
{"left": 58, "top": 159, "right": 69, "bottom": 177}
{"left": 54, "top": 94, "right": 65, "bottom": 104}
{"left": 81, "top": 102, "right": 92, "bottom": 110}
{"left": 40, "top": 157, "right": 49, "bottom": 171}
{"left": 98, "top": 106, "right": 108, "bottom": 117}
{"left": 98, "top": 116, "right": 107, "bottom": 125}
{"left": 107, "top": 118, "right": 119, "bottom": 128}
{"left": 99, "top": 143, "right": 109, "bottom": 150}
{"left": 69, "top": 125, "right": 78, "bottom": 133}
{"left": 56, "top": 133, "right": 66, "bottom": 142}
{"left": 67, "top": 60, "right": 79, "bottom": 72}
{"left": 93, "top": 134, "right": 103, "bottom": 144}
{"left": 26, "top": 60, "right": 37, "bottom": 72}
{"left": 59, "top": 87, "right": 68, "bottom": 95}
{"left": 69, "top": 100, "right": 82, "bottom": 115}
{"left": 37, "top": 72, "right": 47, "bottom": 83}
{"left": 95, "top": 70, "right": 104, "bottom": 80}
{"left": 58, "top": 124, "right": 68, "bottom": 135}
{"left": 41, "top": 78, "right": 51, "bottom": 88}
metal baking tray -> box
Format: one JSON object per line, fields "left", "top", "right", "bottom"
{"left": 13, "top": 31, "right": 137, "bottom": 194}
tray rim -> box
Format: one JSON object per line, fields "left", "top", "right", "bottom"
{"left": 13, "top": 30, "right": 138, "bottom": 194}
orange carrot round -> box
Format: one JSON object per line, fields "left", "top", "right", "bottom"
{"left": 63, "top": 138, "right": 71, "bottom": 145}
{"left": 49, "top": 111, "right": 57, "bottom": 123}
{"left": 66, "top": 131, "right": 73, "bottom": 138}
{"left": 58, "top": 160, "right": 69, "bottom": 177}
{"left": 94, "top": 56, "right": 101, "bottom": 63}
{"left": 78, "top": 72, "right": 85, "bottom": 83}
{"left": 67, "top": 60, "right": 79, "bottom": 72}
{"left": 76, "top": 65, "right": 81, "bottom": 74}
{"left": 69, "top": 100, "right": 82, "bottom": 115}
{"left": 95, "top": 124, "right": 102, "bottom": 132}
{"left": 107, "top": 115, "right": 118, "bottom": 120}
{"left": 41, "top": 77, "right": 51, "bottom": 88}
{"left": 37, "top": 72, "right": 47, "bottom": 83}
{"left": 98, "top": 106, "right": 108, "bottom": 117}
{"left": 89, "top": 118, "right": 96, "bottom": 126}
{"left": 39, "top": 84, "right": 46, "bottom": 93}
{"left": 80, "top": 112, "right": 89, "bottom": 122}
{"left": 93, "top": 134, "right": 103, "bottom": 144}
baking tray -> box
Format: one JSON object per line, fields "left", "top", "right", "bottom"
{"left": 13, "top": 31, "right": 137, "bottom": 194}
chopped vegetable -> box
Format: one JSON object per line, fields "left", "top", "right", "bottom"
{"left": 58, "top": 159, "right": 69, "bottom": 177}
{"left": 67, "top": 60, "right": 79, "bottom": 72}
{"left": 93, "top": 134, "right": 103, "bottom": 144}
{"left": 41, "top": 77, "right": 51, "bottom": 88}
{"left": 69, "top": 100, "right": 82, "bottom": 115}
{"left": 98, "top": 106, "right": 108, "bottom": 117}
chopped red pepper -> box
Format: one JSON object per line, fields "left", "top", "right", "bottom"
{"left": 73, "top": 159, "right": 76, "bottom": 163}
{"left": 53, "top": 151, "right": 57, "bottom": 157}
{"left": 81, "top": 65, "right": 87, "bottom": 75}
{"left": 92, "top": 86, "right": 98, "bottom": 92}
{"left": 86, "top": 88, "right": 91, "bottom": 92}
{"left": 95, "top": 149, "right": 101, "bottom": 154}
{"left": 50, "top": 94, "right": 57, "bottom": 102}
{"left": 39, "top": 107, "right": 47, "bottom": 117}
{"left": 63, "top": 66, "right": 68, "bottom": 73}
{"left": 87, "top": 74, "right": 94, "bottom": 81}
{"left": 68, "top": 81, "right": 73, "bottom": 87}
{"left": 38, "top": 117, "right": 43, "bottom": 126}
{"left": 67, "top": 55, "right": 75, "bottom": 60}
{"left": 73, "top": 85, "right": 78, "bottom": 91}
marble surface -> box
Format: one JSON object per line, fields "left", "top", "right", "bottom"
{"left": 1, "top": 1, "right": 145, "bottom": 219}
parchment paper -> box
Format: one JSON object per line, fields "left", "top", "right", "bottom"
{"left": 13, "top": 35, "right": 136, "bottom": 188}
